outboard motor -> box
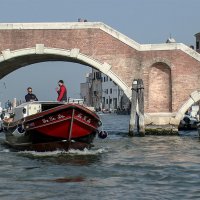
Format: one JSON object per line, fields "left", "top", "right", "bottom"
{"left": 98, "top": 130, "right": 108, "bottom": 139}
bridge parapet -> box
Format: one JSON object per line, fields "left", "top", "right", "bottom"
{"left": 1, "top": 22, "right": 199, "bottom": 62}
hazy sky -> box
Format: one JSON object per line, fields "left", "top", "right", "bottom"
{"left": 0, "top": 0, "right": 199, "bottom": 106}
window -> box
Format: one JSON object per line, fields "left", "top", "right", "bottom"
{"left": 96, "top": 72, "right": 101, "bottom": 80}
{"left": 106, "top": 99, "right": 108, "bottom": 104}
{"left": 110, "top": 88, "right": 112, "bottom": 94}
{"left": 197, "top": 41, "right": 199, "bottom": 50}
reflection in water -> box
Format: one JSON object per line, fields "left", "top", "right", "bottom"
{"left": 52, "top": 176, "right": 85, "bottom": 183}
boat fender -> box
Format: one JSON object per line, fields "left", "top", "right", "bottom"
{"left": 98, "top": 131, "right": 108, "bottom": 139}
{"left": 17, "top": 124, "right": 25, "bottom": 133}
{"left": 22, "top": 108, "right": 26, "bottom": 114}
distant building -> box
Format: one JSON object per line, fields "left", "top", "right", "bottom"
{"left": 80, "top": 69, "right": 130, "bottom": 113}
{"left": 80, "top": 73, "right": 92, "bottom": 106}
{"left": 102, "top": 74, "right": 121, "bottom": 111}
{"left": 91, "top": 69, "right": 102, "bottom": 110}
{"left": 195, "top": 32, "right": 200, "bottom": 53}
{"left": 101, "top": 74, "right": 130, "bottom": 112}
{"left": 80, "top": 69, "right": 102, "bottom": 109}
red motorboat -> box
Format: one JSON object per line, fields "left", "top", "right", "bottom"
{"left": 2, "top": 101, "right": 102, "bottom": 151}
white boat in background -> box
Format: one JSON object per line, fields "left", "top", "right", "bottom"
{"left": 178, "top": 115, "right": 198, "bottom": 130}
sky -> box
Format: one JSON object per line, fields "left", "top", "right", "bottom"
{"left": 0, "top": 0, "right": 199, "bottom": 107}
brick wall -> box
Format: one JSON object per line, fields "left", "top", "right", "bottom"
{"left": 0, "top": 27, "right": 200, "bottom": 114}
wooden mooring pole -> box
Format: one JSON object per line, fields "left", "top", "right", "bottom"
{"left": 129, "top": 79, "right": 138, "bottom": 136}
{"left": 137, "top": 79, "right": 145, "bottom": 136}
{"left": 129, "top": 79, "right": 145, "bottom": 136}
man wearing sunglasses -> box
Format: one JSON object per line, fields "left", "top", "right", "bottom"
{"left": 25, "top": 87, "right": 38, "bottom": 102}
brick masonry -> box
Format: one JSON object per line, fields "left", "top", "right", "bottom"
{"left": 0, "top": 22, "right": 200, "bottom": 123}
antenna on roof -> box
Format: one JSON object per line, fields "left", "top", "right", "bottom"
{"left": 166, "top": 33, "right": 176, "bottom": 43}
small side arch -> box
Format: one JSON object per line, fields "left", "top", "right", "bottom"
{"left": 0, "top": 45, "right": 132, "bottom": 99}
{"left": 175, "top": 90, "right": 200, "bottom": 121}
{"left": 148, "top": 61, "right": 172, "bottom": 112}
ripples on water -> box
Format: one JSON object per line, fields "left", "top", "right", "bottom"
{"left": 0, "top": 114, "right": 200, "bottom": 199}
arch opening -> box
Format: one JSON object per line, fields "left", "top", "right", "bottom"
{"left": 0, "top": 53, "right": 91, "bottom": 78}
{"left": 0, "top": 47, "right": 131, "bottom": 107}
{"left": 148, "top": 62, "right": 172, "bottom": 113}
{"left": 0, "top": 47, "right": 131, "bottom": 97}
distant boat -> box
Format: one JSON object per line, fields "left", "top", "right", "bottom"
{"left": 178, "top": 114, "right": 198, "bottom": 130}
{"left": 1, "top": 101, "right": 102, "bottom": 151}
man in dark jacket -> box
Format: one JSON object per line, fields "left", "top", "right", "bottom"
{"left": 56, "top": 80, "right": 67, "bottom": 101}
{"left": 25, "top": 87, "right": 38, "bottom": 102}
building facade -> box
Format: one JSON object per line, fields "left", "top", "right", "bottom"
{"left": 80, "top": 73, "right": 92, "bottom": 106}
{"left": 80, "top": 69, "right": 130, "bottom": 113}
{"left": 91, "top": 69, "right": 102, "bottom": 110}
{"left": 101, "top": 74, "right": 120, "bottom": 111}
{"left": 101, "top": 73, "right": 130, "bottom": 112}
{"left": 80, "top": 69, "right": 102, "bottom": 110}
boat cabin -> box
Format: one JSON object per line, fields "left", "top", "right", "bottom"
{"left": 13, "top": 101, "right": 65, "bottom": 121}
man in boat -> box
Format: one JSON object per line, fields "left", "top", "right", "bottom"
{"left": 56, "top": 80, "right": 67, "bottom": 101}
{"left": 25, "top": 87, "right": 38, "bottom": 102}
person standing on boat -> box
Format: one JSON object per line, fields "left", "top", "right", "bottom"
{"left": 25, "top": 87, "right": 38, "bottom": 102}
{"left": 56, "top": 80, "right": 67, "bottom": 101}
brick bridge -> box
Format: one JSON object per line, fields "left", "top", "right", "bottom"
{"left": 0, "top": 22, "right": 200, "bottom": 132}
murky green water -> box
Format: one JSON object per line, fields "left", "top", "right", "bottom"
{"left": 0, "top": 114, "right": 200, "bottom": 200}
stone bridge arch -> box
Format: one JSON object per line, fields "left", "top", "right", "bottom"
{"left": 175, "top": 90, "right": 200, "bottom": 122}
{"left": 1, "top": 22, "right": 200, "bottom": 134}
{"left": 0, "top": 45, "right": 132, "bottom": 99}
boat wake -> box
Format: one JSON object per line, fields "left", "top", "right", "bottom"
{"left": 17, "top": 147, "right": 108, "bottom": 157}
{"left": 0, "top": 148, "right": 10, "bottom": 153}
{"left": 68, "top": 147, "right": 107, "bottom": 155}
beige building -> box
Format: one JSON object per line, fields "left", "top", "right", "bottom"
{"left": 91, "top": 69, "right": 102, "bottom": 110}
{"left": 80, "top": 73, "right": 92, "bottom": 106}
{"left": 80, "top": 69, "right": 130, "bottom": 113}
{"left": 101, "top": 73, "right": 130, "bottom": 113}
{"left": 80, "top": 69, "right": 102, "bottom": 110}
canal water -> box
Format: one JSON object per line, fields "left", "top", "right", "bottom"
{"left": 0, "top": 114, "right": 200, "bottom": 200}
